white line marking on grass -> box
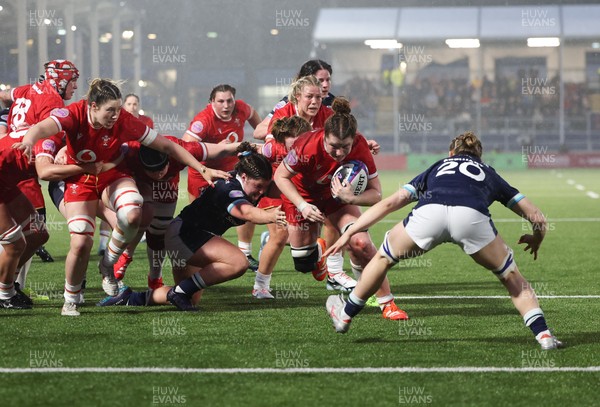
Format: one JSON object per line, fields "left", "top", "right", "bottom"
{"left": 394, "top": 295, "right": 600, "bottom": 299}
{"left": 575, "top": 185, "right": 585, "bottom": 191}
{"left": 587, "top": 191, "right": 599, "bottom": 199}
{"left": 1, "top": 367, "right": 600, "bottom": 374}
{"left": 566, "top": 179, "right": 575, "bottom": 185}
{"left": 380, "top": 218, "right": 600, "bottom": 224}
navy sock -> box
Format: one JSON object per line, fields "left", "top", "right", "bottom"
{"left": 176, "top": 275, "right": 204, "bottom": 296}
{"left": 529, "top": 316, "right": 549, "bottom": 337}
{"left": 127, "top": 291, "right": 148, "bottom": 306}
{"left": 344, "top": 292, "right": 366, "bottom": 318}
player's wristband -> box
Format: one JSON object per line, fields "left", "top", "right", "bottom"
{"left": 297, "top": 201, "right": 308, "bottom": 213}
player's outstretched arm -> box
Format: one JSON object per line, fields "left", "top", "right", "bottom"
{"left": 229, "top": 203, "right": 287, "bottom": 227}
{"left": 149, "top": 134, "right": 230, "bottom": 186}
{"left": 253, "top": 116, "right": 271, "bottom": 140}
{"left": 13, "top": 117, "right": 60, "bottom": 158}
{"left": 204, "top": 141, "right": 242, "bottom": 160}
{"left": 511, "top": 197, "right": 547, "bottom": 260}
{"left": 324, "top": 188, "right": 412, "bottom": 257}
{"left": 35, "top": 156, "right": 102, "bottom": 181}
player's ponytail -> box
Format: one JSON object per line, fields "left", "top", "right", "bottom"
{"left": 87, "top": 78, "right": 123, "bottom": 106}
{"left": 235, "top": 141, "right": 272, "bottom": 180}
{"left": 324, "top": 97, "right": 357, "bottom": 141}
{"left": 449, "top": 131, "right": 483, "bottom": 158}
{"left": 271, "top": 116, "right": 311, "bottom": 144}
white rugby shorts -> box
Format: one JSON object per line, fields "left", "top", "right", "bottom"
{"left": 404, "top": 204, "right": 496, "bottom": 255}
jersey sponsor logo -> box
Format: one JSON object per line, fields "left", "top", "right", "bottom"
{"left": 190, "top": 121, "right": 203, "bottom": 133}
{"left": 229, "top": 190, "right": 245, "bottom": 198}
{"left": 76, "top": 149, "right": 97, "bottom": 163}
{"left": 226, "top": 131, "right": 239, "bottom": 143}
{"left": 51, "top": 108, "right": 69, "bottom": 118}
{"left": 41, "top": 139, "right": 56, "bottom": 153}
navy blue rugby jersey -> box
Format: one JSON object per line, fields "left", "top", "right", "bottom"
{"left": 177, "top": 172, "right": 251, "bottom": 237}
{"left": 403, "top": 154, "right": 524, "bottom": 217}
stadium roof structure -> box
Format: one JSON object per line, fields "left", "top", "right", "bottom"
{"left": 313, "top": 4, "right": 600, "bottom": 43}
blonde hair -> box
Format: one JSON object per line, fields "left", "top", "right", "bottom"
{"left": 288, "top": 75, "right": 322, "bottom": 105}
{"left": 449, "top": 131, "right": 483, "bottom": 158}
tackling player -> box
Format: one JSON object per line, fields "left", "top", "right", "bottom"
{"left": 325, "top": 131, "right": 563, "bottom": 350}
{"left": 117, "top": 136, "right": 244, "bottom": 289}
{"left": 97, "top": 143, "right": 287, "bottom": 311}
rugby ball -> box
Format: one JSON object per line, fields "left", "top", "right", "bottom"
{"left": 331, "top": 160, "right": 369, "bottom": 199}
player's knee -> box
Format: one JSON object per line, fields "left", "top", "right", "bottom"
{"left": 270, "top": 227, "right": 288, "bottom": 247}
{"left": 291, "top": 244, "right": 319, "bottom": 273}
{"left": 378, "top": 231, "right": 401, "bottom": 265}
{"left": 230, "top": 251, "right": 249, "bottom": 278}
{"left": 26, "top": 230, "right": 49, "bottom": 249}
{"left": 492, "top": 248, "right": 517, "bottom": 280}
{"left": 349, "top": 234, "right": 376, "bottom": 260}
{"left": 0, "top": 225, "right": 26, "bottom": 255}
{"left": 111, "top": 188, "right": 143, "bottom": 229}
{"left": 67, "top": 215, "right": 96, "bottom": 238}
{"left": 69, "top": 233, "right": 94, "bottom": 255}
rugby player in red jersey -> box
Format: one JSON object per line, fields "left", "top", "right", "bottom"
{"left": 275, "top": 98, "right": 407, "bottom": 321}
{"left": 14, "top": 78, "right": 229, "bottom": 316}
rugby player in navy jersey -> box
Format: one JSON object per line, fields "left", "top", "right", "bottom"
{"left": 97, "top": 142, "right": 287, "bottom": 311}
{"left": 325, "top": 131, "right": 563, "bottom": 350}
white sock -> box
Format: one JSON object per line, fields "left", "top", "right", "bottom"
{"left": 254, "top": 272, "right": 272, "bottom": 290}
{"left": 0, "top": 282, "right": 16, "bottom": 299}
{"left": 104, "top": 239, "right": 124, "bottom": 265}
{"left": 64, "top": 281, "right": 82, "bottom": 304}
{"left": 238, "top": 241, "right": 252, "bottom": 257}
{"left": 376, "top": 294, "right": 394, "bottom": 309}
{"left": 15, "top": 258, "right": 33, "bottom": 288}
{"left": 350, "top": 260, "right": 363, "bottom": 280}
{"left": 327, "top": 252, "right": 344, "bottom": 275}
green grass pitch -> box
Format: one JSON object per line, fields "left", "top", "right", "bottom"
{"left": 2, "top": 168, "right": 599, "bottom": 406}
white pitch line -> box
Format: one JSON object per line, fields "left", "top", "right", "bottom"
{"left": 587, "top": 191, "right": 599, "bottom": 199}
{"left": 1, "top": 367, "right": 599, "bottom": 374}
{"left": 380, "top": 218, "right": 600, "bottom": 224}
{"left": 575, "top": 185, "right": 585, "bottom": 191}
{"left": 394, "top": 295, "right": 600, "bottom": 299}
